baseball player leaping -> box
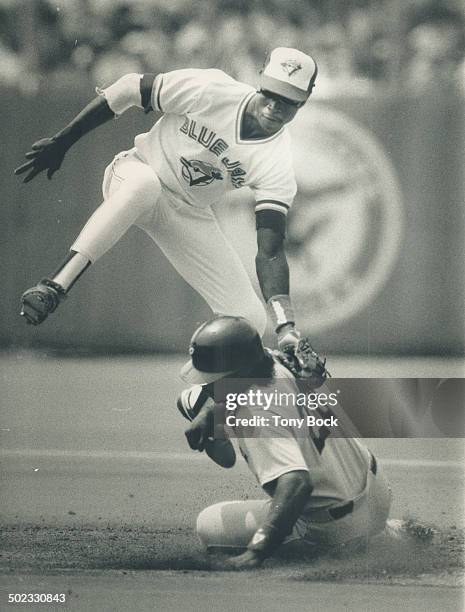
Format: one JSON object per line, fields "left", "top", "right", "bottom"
{"left": 15, "top": 48, "right": 317, "bottom": 352}
{"left": 180, "top": 316, "right": 393, "bottom": 570}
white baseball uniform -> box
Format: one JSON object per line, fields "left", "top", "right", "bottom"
{"left": 71, "top": 69, "right": 297, "bottom": 335}
{"left": 197, "top": 361, "right": 392, "bottom": 549}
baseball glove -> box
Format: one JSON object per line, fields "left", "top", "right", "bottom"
{"left": 272, "top": 337, "right": 330, "bottom": 389}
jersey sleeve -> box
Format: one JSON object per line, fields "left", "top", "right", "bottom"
{"left": 251, "top": 147, "right": 297, "bottom": 217}
{"left": 97, "top": 73, "right": 145, "bottom": 116}
{"left": 151, "top": 69, "right": 209, "bottom": 115}
{"left": 239, "top": 420, "right": 309, "bottom": 487}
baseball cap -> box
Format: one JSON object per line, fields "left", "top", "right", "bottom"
{"left": 180, "top": 316, "right": 265, "bottom": 385}
{"left": 260, "top": 47, "right": 318, "bottom": 103}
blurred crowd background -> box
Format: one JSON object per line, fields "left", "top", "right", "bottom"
{"left": 1, "top": 0, "right": 465, "bottom": 96}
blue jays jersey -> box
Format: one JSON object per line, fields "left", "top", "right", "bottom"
{"left": 133, "top": 69, "right": 297, "bottom": 213}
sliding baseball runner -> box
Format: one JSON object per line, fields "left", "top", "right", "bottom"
{"left": 179, "top": 316, "right": 392, "bottom": 570}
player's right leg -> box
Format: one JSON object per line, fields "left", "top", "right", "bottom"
{"left": 196, "top": 499, "right": 306, "bottom": 553}
{"left": 20, "top": 151, "right": 161, "bottom": 325}
{"left": 196, "top": 500, "right": 270, "bottom": 550}
{"left": 139, "top": 201, "right": 268, "bottom": 336}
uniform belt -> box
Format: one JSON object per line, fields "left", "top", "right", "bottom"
{"left": 308, "top": 453, "right": 377, "bottom": 523}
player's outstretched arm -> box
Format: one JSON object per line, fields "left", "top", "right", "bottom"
{"left": 255, "top": 216, "right": 300, "bottom": 352}
{"left": 14, "top": 96, "right": 115, "bottom": 183}
{"left": 226, "top": 470, "right": 313, "bottom": 569}
{"left": 14, "top": 73, "right": 151, "bottom": 183}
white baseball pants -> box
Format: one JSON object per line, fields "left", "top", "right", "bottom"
{"left": 71, "top": 149, "right": 267, "bottom": 335}
{"left": 196, "top": 463, "right": 392, "bottom": 550}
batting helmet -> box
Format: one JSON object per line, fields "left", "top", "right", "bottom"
{"left": 180, "top": 316, "right": 266, "bottom": 384}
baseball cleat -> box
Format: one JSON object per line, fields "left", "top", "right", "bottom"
{"left": 20, "top": 278, "right": 66, "bottom": 325}
{"left": 383, "top": 518, "right": 435, "bottom": 542}
{"left": 383, "top": 519, "right": 407, "bottom": 541}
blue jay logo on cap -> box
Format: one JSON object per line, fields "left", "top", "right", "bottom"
{"left": 280, "top": 59, "right": 302, "bottom": 77}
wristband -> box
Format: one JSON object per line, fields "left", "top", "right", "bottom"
{"left": 267, "top": 294, "right": 295, "bottom": 331}
{"left": 247, "top": 525, "right": 283, "bottom": 557}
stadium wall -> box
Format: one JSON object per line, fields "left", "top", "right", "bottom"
{"left": 2, "top": 87, "right": 464, "bottom": 354}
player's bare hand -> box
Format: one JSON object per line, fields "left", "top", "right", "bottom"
{"left": 221, "top": 550, "right": 263, "bottom": 570}
{"left": 277, "top": 323, "right": 301, "bottom": 354}
{"left": 14, "top": 137, "right": 68, "bottom": 183}
{"left": 184, "top": 406, "right": 214, "bottom": 452}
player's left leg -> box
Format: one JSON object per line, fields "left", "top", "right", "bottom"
{"left": 137, "top": 198, "right": 267, "bottom": 336}
{"left": 20, "top": 151, "right": 161, "bottom": 325}
{"left": 196, "top": 500, "right": 270, "bottom": 550}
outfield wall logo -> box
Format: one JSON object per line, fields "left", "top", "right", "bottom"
{"left": 288, "top": 105, "right": 404, "bottom": 332}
